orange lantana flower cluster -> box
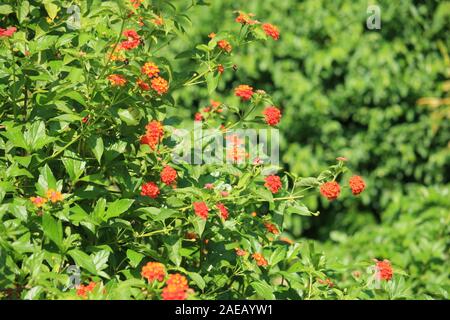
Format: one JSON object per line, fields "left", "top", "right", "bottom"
{"left": 30, "top": 189, "right": 63, "bottom": 208}
{"left": 252, "top": 253, "right": 268, "bottom": 267}
{"left": 320, "top": 175, "right": 366, "bottom": 201}
{"left": 140, "top": 120, "right": 164, "bottom": 150}
{"left": 141, "top": 262, "right": 166, "bottom": 282}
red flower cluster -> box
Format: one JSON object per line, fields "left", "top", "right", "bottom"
{"left": 141, "top": 182, "right": 160, "bottom": 198}
{"left": 262, "top": 23, "right": 280, "bottom": 40}
{"left": 217, "top": 64, "right": 224, "bottom": 74}
{"left": 263, "top": 106, "right": 282, "bottom": 126}
{"left": 217, "top": 39, "right": 232, "bottom": 53}
{"left": 141, "top": 62, "right": 160, "bottom": 78}
{"left": 160, "top": 166, "right": 177, "bottom": 186}
{"left": 194, "top": 112, "right": 203, "bottom": 122}
{"left": 161, "top": 274, "right": 190, "bottom": 300}
{"left": 235, "top": 12, "right": 257, "bottom": 25}
{"left": 216, "top": 203, "right": 229, "bottom": 220}
{"left": 120, "top": 29, "right": 140, "bottom": 50}
{"left": 130, "top": 0, "right": 142, "bottom": 9}
{"left": 108, "top": 74, "right": 127, "bottom": 87}
{"left": 375, "top": 259, "right": 393, "bottom": 281}
{"left": 137, "top": 79, "right": 150, "bottom": 91}
{"left": 140, "top": 120, "right": 164, "bottom": 150}
{"left": 264, "top": 222, "right": 279, "bottom": 235}
{"left": 349, "top": 175, "right": 366, "bottom": 195}
{"left": 141, "top": 262, "right": 166, "bottom": 282}
{"left": 264, "top": 175, "right": 282, "bottom": 194}
{"left": 234, "top": 85, "right": 254, "bottom": 101}
{"left": 252, "top": 253, "right": 268, "bottom": 267}
{"left": 320, "top": 181, "right": 340, "bottom": 200}
{"left": 76, "top": 282, "right": 97, "bottom": 298}
{"left": 0, "top": 26, "right": 17, "bottom": 38}
{"left": 193, "top": 201, "right": 209, "bottom": 220}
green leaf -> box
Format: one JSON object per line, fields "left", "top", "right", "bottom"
{"left": 192, "top": 216, "right": 206, "bottom": 237}
{"left": 62, "top": 150, "right": 86, "bottom": 182}
{"left": 258, "top": 189, "right": 274, "bottom": 202}
{"left": 187, "top": 272, "right": 205, "bottom": 290}
{"left": 1, "top": 125, "right": 28, "bottom": 151}
{"left": 118, "top": 108, "right": 141, "bottom": 126}
{"left": 0, "top": 4, "right": 13, "bottom": 15}
{"left": 126, "top": 249, "right": 144, "bottom": 268}
{"left": 104, "top": 199, "right": 134, "bottom": 221}
{"left": 42, "top": 213, "right": 63, "bottom": 249}
{"left": 206, "top": 72, "right": 219, "bottom": 95}
{"left": 23, "top": 121, "right": 56, "bottom": 152}
{"left": 286, "top": 202, "right": 319, "bottom": 216}
{"left": 18, "top": 1, "right": 30, "bottom": 23}
{"left": 87, "top": 136, "right": 104, "bottom": 164}
{"left": 68, "top": 249, "right": 97, "bottom": 275}
{"left": 36, "top": 164, "right": 57, "bottom": 195}
{"left": 43, "top": 1, "right": 59, "bottom": 20}
{"left": 92, "top": 250, "right": 110, "bottom": 273}
{"left": 251, "top": 281, "right": 275, "bottom": 300}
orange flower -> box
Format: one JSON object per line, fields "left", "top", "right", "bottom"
{"left": 46, "top": 189, "right": 63, "bottom": 203}
{"left": 264, "top": 175, "right": 282, "bottom": 194}
{"left": 137, "top": 79, "right": 150, "bottom": 91}
{"left": 375, "top": 259, "right": 393, "bottom": 281}
{"left": 349, "top": 175, "right": 366, "bottom": 195}
{"left": 251, "top": 211, "right": 257, "bottom": 217}
{"left": 108, "top": 74, "right": 127, "bottom": 87}
{"left": 141, "top": 120, "right": 164, "bottom": 150}
{"left": 151, "top": 16, "right": 164, "bottom": 26}
{"left": 141, "top": 62, "right": 160, "bottom": 78}
{"left": 130, "top": 0, "right": 142, "bottom": 9}
{"left": 234, "top": 85, "right": 254, "bottom": 101}
{"left": 317, "top": 278, "right": 334, "bottom": 287}
{"left": 120, "top": 29, "right": 140, "bottom": 50}
{"left": 252, "top": 253, "right": 268, "bottom": 267}
{"left": 264, "top": 222, "right": 279, "bottom": 235}
{"left": 235, "top": 248, "right": 247, "bottom": 256}
{"left": 160, "top": 166, "right": 177, "bottom": 186}
{"left": 217, "top": 40, "right": 232, "bottom": 53}
{"left": 216, "top": 203, "right": 229, "bottom": 220}
{"left": 141, "top": 182, "right": 160, "bottom": 198}
{"left": 194, "top": 112, "right": 203, "bottom": 122}
{"left": 151, "top": 76, "right": 169, "bottom": 95}
{"left": 76, "top": 282, "right": 97, "bottom": 298}
{"left": 263, "top": 106, "right": 282, "bottom": 126}
{"left": 30, "top": 196, "right": 47, "bottom": 207}
{"left": 0, "top": 26, "right": 17, "bottom": 38}
{"left": 217, "top": 64, "right": 224, "bottom": 74}
{"left": 193, "top": 202, "right": 209, "bottom": 220}
{"left": 235, "top": 12, "right": 257, "bottom": 25}
{"left": 262, "top": 23, "right": 280, "bottom": 40}
{"left": 161, "top": 284, "right": 188, "bottom": 300}
{"left": 141, "top": 262, "right": 166, "bottom": 282}
{"left": 320, "top": 181, "right": 340, "bottom": 201}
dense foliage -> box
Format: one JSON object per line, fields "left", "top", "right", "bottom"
{"left": 0, "top": 0, "right": 448, "bottom": 300}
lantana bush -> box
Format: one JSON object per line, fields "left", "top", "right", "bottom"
{"left": 0, "top": 0, "right": 398, "bottom": 300}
